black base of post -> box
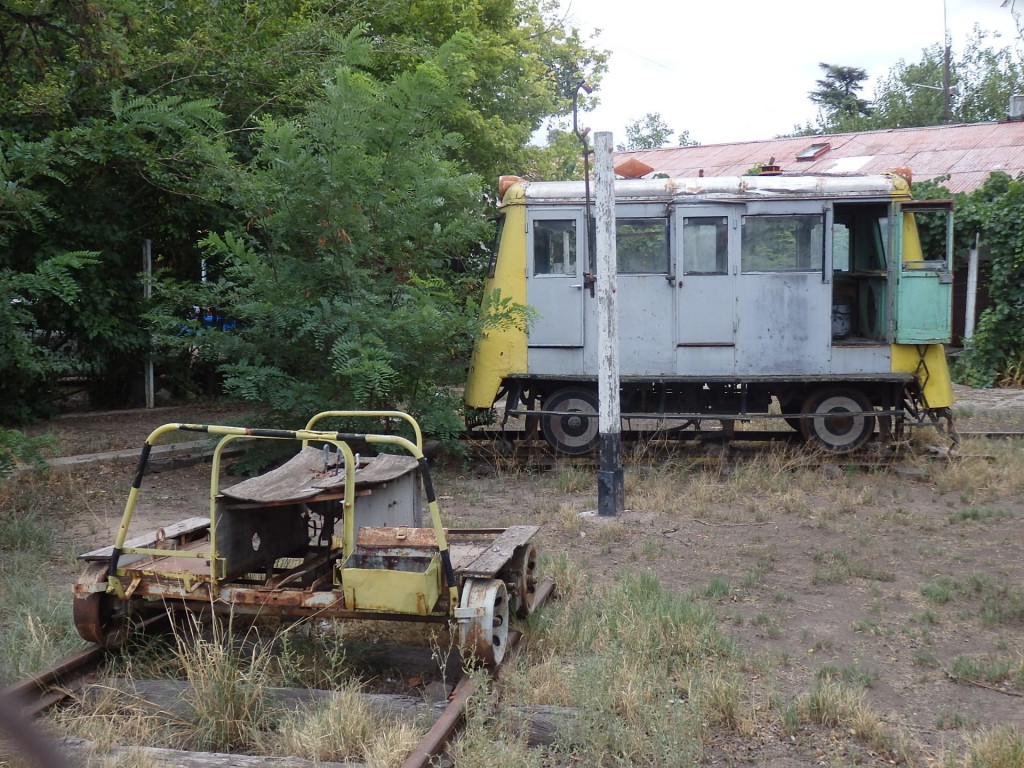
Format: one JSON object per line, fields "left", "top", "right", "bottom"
{"left": 598, "top": 432, "right": 624, "bottom": 516}
{"left": 598, "top": 468, "right": 624, "bottom": 516}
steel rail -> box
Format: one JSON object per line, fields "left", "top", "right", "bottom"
{"left": 7, "top": 582, "right": 556, "bottom": 768}
{"left": 398, "top": 579, "right": 555, "bottom": 768}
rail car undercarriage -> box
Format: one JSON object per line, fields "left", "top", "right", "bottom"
{"left": 478, "top": 376, "right": 956, "bottom": 455}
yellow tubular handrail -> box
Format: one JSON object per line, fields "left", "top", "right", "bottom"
{"left": 107, "top": 424, "right": 358, "bottom": 592}
{"left": 303, "top": 410, "right": 424, "bottom": 453}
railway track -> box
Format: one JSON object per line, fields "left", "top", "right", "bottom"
{"left": 1, "top": 581, "right": 555, "bottom": 768}
{"left": 464, "top": 428, "right": 1020, "bottom": 469}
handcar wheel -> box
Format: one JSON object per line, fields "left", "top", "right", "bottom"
{"left": 457, "top": 578, "right": 510, "bottom": 667}
{"left": 73, "top": 592, "right": 130, "bottom": 649}
{"left": 800, "top": 388, "right": 875, "bottom": 453}
{"left": 540, "top": 387, "right": 599, "bottom": 455}
{"left": 73, "top": 562, "right": 131, "bottom": 649}
{"left": 504, "top": 543, "right": 539, "bottom": 618}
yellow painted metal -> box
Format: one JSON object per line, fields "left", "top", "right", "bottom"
{"left": 340, "top": 554, "right": 441, "bottom": 615}
{"left": 100, "top": 413, "right": 462, "bottom": 616}
{"left": 464, "top": 184, "right": 529, "bottom": 409}
{"left": 303, "top": 410, "right": 423, "bottom": 452}
{"left": 891, "top": 344, "right": 954, "bottom": 409}
{"left": 110, "top": 424, "right": 356, "bottom": 593}
{"left": 901, "top": 212, "right": 925, "bottom": 266}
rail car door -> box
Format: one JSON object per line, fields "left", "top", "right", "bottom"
{"left": 674, "top": 206, "right": 739, "bottom": 375}
{"left": 615, "top": 204, "right": 675, "bottom": 374}
{"left": 734, "top": 202, "right": 833, "bottom": 375}
{"left": 890, "top": 201, "right": 954, "bottom": 344}
{"left": 526, "top": 209, "right": 585, "bottom": 348}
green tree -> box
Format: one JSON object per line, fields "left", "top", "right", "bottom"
{"left": 363, "top": 0, "right": 607, "bottom": 181}
{"left": 2, "top": 93, "right": 230, "bottom": 412}
{"left": 0, "top": 0, "right": 605, "bottom": 422}
{"left": 796, "top": 26, "right": 1024, "bottom": 136}
{"left": 951, "top": 172, "right": 1024, "bottom": 387}
{"left": 809, "top": 63, "right": 873, "bottom": 129}
{"left": 149, "top": 39, "right": 506, "bottom": 438}
{"left": 526, "top": 125, "right": 589, "bottom": 180}
{"left": 618, "top": 112, "right": 675, "bottom": 151}
{"left": 869, "top": 28, "right": 1024, "bottom": 129}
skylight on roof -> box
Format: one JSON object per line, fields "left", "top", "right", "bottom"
{"left": 796, "top": 142, "right": 831, "bottom": 161}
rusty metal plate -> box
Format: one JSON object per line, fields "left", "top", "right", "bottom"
{"left": 357, "top": 526, "right": 446, "bottom": 549}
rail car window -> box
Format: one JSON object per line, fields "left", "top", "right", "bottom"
{"left": 834, "top": 205, "right": 888, "bottom": 272}
{"left": 533, "top": 219, "right": 577, "bottom": 276}
{"left": 741, "top": 214, "right": 823, "bottom": 272}
{"left": 486, "top": 214, "right": 505, "bottom": 278}
{"left": 682, "top": 216, "right": 728, "bottom": 275}
{"left": 833, "top": 223, "right": 851, "bottom": 272}
{"left": 617, "top": 218, "right": 668, "bottom": 273}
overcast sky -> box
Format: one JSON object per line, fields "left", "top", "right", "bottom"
{"left": 558, "top": 0, "right": 1022, "bottom": 146}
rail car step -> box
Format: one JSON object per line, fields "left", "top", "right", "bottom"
{"left": 460, "top": 525, "right": 539, "bottom": 579}
{"left": 78, "top": 516, "right": 210, "bottom": 561}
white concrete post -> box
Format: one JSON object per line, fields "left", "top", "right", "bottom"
{"left": 964, "top": 233, "right": 979, "bottom": 341}
{"left": 594, "top": 131, "right": 623, "bottom": 516}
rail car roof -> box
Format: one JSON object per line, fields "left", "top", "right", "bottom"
{"left": 505, "top": 173, "right": 911, "bottom": 206}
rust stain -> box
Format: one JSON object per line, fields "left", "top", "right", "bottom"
{"left": 358, "top": 526, "right": 445, "bottom": 548}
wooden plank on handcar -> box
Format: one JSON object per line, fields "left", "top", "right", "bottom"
{"left": 79, "top": 516, "right": 210, "bottom": 560}
{"left": 460, "top": 525, "right": 539, "bottom": 578}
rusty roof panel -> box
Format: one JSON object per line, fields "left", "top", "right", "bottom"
{"left": 616, "top": 121, "right": 1024, "bottom": 193}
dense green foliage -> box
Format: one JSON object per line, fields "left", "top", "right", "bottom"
{"left": 948, "top": 173, "right": 1024, "bottom": 386}
{"left": 808, "top": 64, "right": 873, "bottom": 125}
{"left": 151, "top": 38, "right": 499, "bottom": 437}
{"left": 797, "top": 28, "right": 1024, "bottom": 135}
{"left": 910, "top": 173, "right": 1024, "bottom": 387}
{"left": 1, "top": 0, "right": 604, "bottom": 429}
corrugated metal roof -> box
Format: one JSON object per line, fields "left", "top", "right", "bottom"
{"left": 614, "top": 121, "right": 1024, "bottom": 193}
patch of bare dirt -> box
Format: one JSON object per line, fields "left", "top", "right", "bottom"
{"left": 37, "top": 388, "right": 1024, "bottom": 764}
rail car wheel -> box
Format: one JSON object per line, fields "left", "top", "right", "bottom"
{"left": 800, "top": 388, "right": 875, "bottom": 453}
{"left": 503, "top": 543, "right": 539, "bottom": 618}
{"left": 541, "top": 387, "right": 599, "bottom": 455}
{"left": 457, "top": 578, "right": 509, "bottom": 667}
{"left": 73, "top": 565, "right": 130, "bottom": 648}
{"left": 74, "top": 593, "right": 130, "bottom": 648}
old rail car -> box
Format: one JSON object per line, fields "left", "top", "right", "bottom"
{"left": 73, "top": 411, "right": 541, "bottom": 666}
{"left": 466, "top": 172, "right": 956, "bottom": 454}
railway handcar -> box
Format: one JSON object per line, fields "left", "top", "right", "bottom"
{"left": 73, "top": 412, "right": 541, "bottom": 666}
{"left": 466, "top": 171, "right": 956, "bottom": 454}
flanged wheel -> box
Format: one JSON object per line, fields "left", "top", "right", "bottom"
{"left": 504, "top": 543, "right": 539, "bottom": 618}
{"left": 800, "top": 388, "right": 875, "bottom": 453}
{"left": 541, "top": 387, "right": 599, "bottom": 455}
{"left": 456, "top": 578, "right": 509, "bottom": 667}
{"left": 73, "top": 564, "right": 130, "bottom": 648}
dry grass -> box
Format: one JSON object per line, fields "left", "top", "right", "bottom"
{"left": 49, "top": 613, "right": 425, "bottom": 765}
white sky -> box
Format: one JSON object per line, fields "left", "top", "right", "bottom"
{"left": 557, "top": 0, "right": 1022, "bottom": 145}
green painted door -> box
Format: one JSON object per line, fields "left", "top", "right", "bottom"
{"left": 891, "top": 201, "right": 954, "bottom": 344}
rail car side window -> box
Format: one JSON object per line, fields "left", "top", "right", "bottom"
{"left": 533, "top": 220, "right": 577, "bottom": 276}
{"left": 682, "top": 216, "right": 728, "bottom": 275}
{"left": 741, "top": 214, "right": 823, "bottom": 272}
{"left": 616, "top": 218, "right": 669, "bottom": 273}
{"left": 486, "top": 214, "right": 505, "bottom": 278}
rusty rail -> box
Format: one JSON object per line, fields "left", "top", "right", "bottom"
{"left": 5, "top": 582, "right": 556, "bottom": 768}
